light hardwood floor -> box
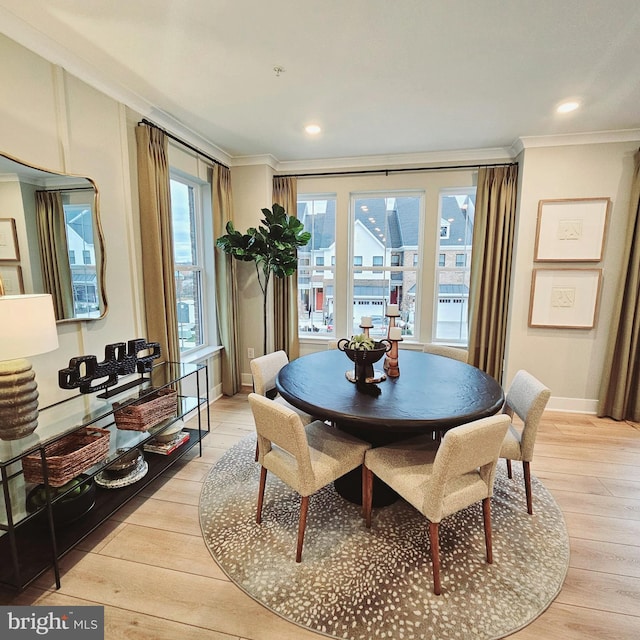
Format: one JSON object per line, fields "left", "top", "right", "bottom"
{"left": 2, "top": 391, "right": 640, "bottom": 639}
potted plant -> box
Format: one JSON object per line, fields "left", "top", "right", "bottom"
{"left": 216, "top": 203, "right": 311, "bottom": 355}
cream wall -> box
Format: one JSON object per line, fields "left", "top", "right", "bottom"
{"left": 0, "top": 34, "right": 144, "bottom": 406}
{"left": 230, "top": 164, "right": 275, "bottom": 381}
{"left": 504, "top": 141, "right": 638, "bottom": 412}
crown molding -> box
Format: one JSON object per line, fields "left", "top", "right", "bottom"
{"left": 260, "top": 146, "right": 515, "bottom": 174}
{"left": 513, "top": 129, "right": 640, "bottom": 154}
{"left": 230, "top": 154, "right": 279, "bottom": 169}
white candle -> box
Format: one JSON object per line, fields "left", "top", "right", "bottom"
{"left": 389, "top": 326, "right": 402, "bottom": 340}
{"left": 360, "top": 316, "right": 372, "bottom": 327}
{"left": 386, "top": 304, "right": 399, "bottom": 316}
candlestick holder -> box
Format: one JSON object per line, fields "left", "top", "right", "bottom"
{"left": 359, "top": 322, "right": 373, "bottom": 339}
{"left": 384, "top": 337, "right": 402, "bottom": 377}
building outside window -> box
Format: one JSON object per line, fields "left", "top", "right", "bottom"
{"left": 349, "top": 193, "right": 422, "bottom": 338}
{"left": 434, "top": 188, "right": 476, "bottom": 343}
{"left": 170, "top": 175, "right": 206, "bottom": 354}
{"left": 63, "top": 199, "right": 99, "bottom": 318}
{"left": 296, "top": 195, "right": 336, "bottom": 335}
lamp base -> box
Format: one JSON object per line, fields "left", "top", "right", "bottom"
{"left": 0, "top": 359, "right": 40, "bottom": 441}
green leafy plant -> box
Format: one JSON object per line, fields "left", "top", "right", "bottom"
{"left": 216, "top": 203, "right": 311, "bottom": 354}
{"left": 347, "top": 334, "right": 376, "bottom": 350}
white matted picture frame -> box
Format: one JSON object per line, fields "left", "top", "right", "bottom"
{"left": 0, "top": 264, "right": 24, "bottom": 295}
{"left": 529, "top": 268, "right": 602, "bottom": 329}
{"left": 534, "top": 198, "right": 610, "bottom": 262}
{"left": 0, "top": 218, "right": 20, "bottom": 261}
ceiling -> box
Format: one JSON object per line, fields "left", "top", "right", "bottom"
{"left": 1, "top": 0, "right": 640, "bottom": 166}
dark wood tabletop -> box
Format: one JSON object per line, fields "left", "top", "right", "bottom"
{"left": 276, "top": 349, "right": 505, "bottom": 438}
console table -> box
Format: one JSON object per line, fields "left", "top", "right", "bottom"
{"left": 0, "top": 361, "right": 209, "bottom": 591}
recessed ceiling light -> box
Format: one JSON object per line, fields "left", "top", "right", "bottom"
{"left": 557, "top": 101, "right": 580, "bottom": 114}
{"left": 305, "top": 124, "right": 321, "bottom": 135}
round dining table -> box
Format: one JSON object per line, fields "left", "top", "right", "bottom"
{"left": 276, "top": 349, "right": 505, "bottom": 505}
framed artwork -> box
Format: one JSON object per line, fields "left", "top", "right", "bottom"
{"left": 0, "top": 264, "right": 24, "bottom": 295}
{"left": 534, "top": 198, "right": 610, "bottom": 262}
{"left": 0, "top": 218, "right": 20, "bottom": 261}
{"left": 529, "top": 268, "right": 602, "bottom": 329}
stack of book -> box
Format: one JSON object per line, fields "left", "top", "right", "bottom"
{"left": 143, "top": 430, "right": 190, "bottom": 455}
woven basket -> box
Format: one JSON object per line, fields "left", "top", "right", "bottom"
{"left": 23, "top": 427, "right": 110, "bottom": 487}
{"left": 114, "top": 388, "right": 177, "bottom": 431}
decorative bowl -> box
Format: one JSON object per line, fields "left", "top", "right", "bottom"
{"left": 26, "top": 474, "right": 96, "bottom": 526}
{"left": 337, "top": 338, "right": 392, "bottom": 384}
{"left": 104, "top": 447, "right": 143, "bottom": 479}
{"left": 154, "top": 420, "right": 185, "bottom": 443}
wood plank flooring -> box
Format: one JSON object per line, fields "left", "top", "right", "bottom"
{"left": 2, "top": 392, "right": 639, "bottom": 639}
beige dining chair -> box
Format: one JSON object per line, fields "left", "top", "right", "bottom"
{"left": 500, "top": 370, "right": 551, "bottom": 515}
{"left": 250, "top": 350, "right": 315, "bottom": 460}
{"left": 423, "top": 343, "right": 469, "bottom": 363}
{"left": 363, "top": 414, "right": 511, "bottom": 595}
{"left": 248, "top": 393, "right": 371, "bottom": 562}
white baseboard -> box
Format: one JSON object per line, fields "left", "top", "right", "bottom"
{"left": 547, "top": 396, "right": 598, "bottom": 414}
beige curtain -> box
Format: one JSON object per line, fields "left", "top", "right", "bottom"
{"left": 135, "top": 124, "right": 179, "bottom": 364}
{"left": 599, "top": 149, "right": 640, "bottom": 421}
{"left": 272, "top": 176, "right": 300, "bottom": 358}
{"left": 212, "top": 164, "right": 241, "bottom": 395}
{"left": 35, "top": 190, "right": 74, "bottom": 320}
{"left": 468, "top": 164, "right": 518, "bottom": 383}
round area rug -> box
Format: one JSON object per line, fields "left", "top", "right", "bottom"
{"left": 200, "top": 435, "right": 569, "bottom": 640}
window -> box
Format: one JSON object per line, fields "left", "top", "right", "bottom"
{"left": 350, "top": 193, "right": 422, "bottom": 338}
{"left": 434, "top": 189, "right": 476, "bottom": 343}
{"left": 62, "top": 199, "right": 100, "bottom": 318}
{"left": 170, "top": 175, "right": 206, "bottom": 354}
{"left": 297, "top": 195, "right": 336, "bottom": 336}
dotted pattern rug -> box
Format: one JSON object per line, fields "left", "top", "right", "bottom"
{"left": 200, "top": 435, "right": 569, "bottom": 640}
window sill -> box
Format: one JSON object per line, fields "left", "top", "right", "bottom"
{"left": 181, "top": 344, "right": 223, "bottom": 364}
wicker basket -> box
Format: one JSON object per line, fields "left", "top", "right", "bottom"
{"left": 114, "top": 388, "right": 177, "bottom": 432}
{"left": 23, "top": 427, "right": 110, "bottom": 487}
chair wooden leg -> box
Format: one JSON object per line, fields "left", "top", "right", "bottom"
{"left": 428, "top": 521, "right": 441, "bottom": 595}
{"left": 254, "top": 441, "right": 259, "bottom": 462}
{"left": 256, "top": 466, "right": 267, "bottom": 524}
{"left": 362, "top": 465, "right": 373, "bottom": 527}
{"left": 483, "top": 497, "right": 493, "bottom": 564}
{"left": 506, "top": 458, "right": 512, "bottom": 479}
{"left": 296, "top": 495, "right": 309, "bottom": 563}
{"left": 523, "top": 460, "right": 533, "bottom": 515}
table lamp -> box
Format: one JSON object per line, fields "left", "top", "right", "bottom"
{"left": 0, "top": 294, "right": 59, "bottom": 440}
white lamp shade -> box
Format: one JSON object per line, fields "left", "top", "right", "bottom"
{"left": 0, "top": 294, "right": 59, "bottom": 361}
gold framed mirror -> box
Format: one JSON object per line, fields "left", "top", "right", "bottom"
{"left": 0, "top": 152, "right": 107, "bottom": 322}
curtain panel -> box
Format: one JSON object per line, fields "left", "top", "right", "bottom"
{"left": 212, "top": 164, "right": 241, "bottom": 395}
{"left": 599, "top": 149, "right": 640, "bottom": 421}
{"left": 468, "top": 164, "right": 518, "bottom": 383}
{"left": 135, "top": 124, "right": 180, "bottom": 364}
{"left": 272, "top": 176, "right": 300, "bottom": 359}
{"left": 35, "top": 190, "right": 74, "bottom": 320}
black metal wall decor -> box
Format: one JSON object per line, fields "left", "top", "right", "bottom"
{"left": 58, "top": 339, "right": 161, "bottom": 395}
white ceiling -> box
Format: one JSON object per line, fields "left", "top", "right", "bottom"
{"left": 2, "top": 0, "right": 640, "bottom": 166}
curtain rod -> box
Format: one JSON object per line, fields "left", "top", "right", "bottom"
{"left": 276, "top": 161, "right": 517, "bottom": 179}
{"left": 139, "top": 118, "right": 230, "bottom": 170}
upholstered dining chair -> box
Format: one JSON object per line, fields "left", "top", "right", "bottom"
{"left": 423, "top": 342, "right": 469, "bottom": 363}
{"left": 500, "top": 370, "right": 551, "bottom": 515}
{"left": 363, "top": 414, "right": 511, "bottom": 595}
{"left": 248, "top": 393, "right": 371, "bottom": 562}
{"left": 250, "top": 350, "right": 315, "bottom": 460}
